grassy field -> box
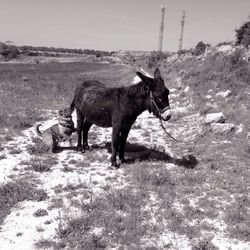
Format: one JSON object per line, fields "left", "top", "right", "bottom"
{"left": 0, "top": 61, "right": 135, "bottom": 128}
{"left": 0, "top": 55, "right": 250, "bottom": 249}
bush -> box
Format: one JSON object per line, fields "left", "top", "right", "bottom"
{"left": 235, "top": 20, "right": 250, "bottom": 48}
{"left": 0, "top": 42, "right": 20, "bottom": 60}
{"left": 193, "top": 41, "right": 209, "bottom": 56}
{"left": 147, "top": 51, "right": 168, "bottom": 68}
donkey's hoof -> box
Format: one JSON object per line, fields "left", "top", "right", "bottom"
{"left": 77, "top": 146, "right": 85, "bottom": 153}
{"left": 120, "top": 158, "right": 128, "bottom": 164}
{"left": 110, "top": 162, "right": 120, "bottom": 169}
{"left": 83, "top": 145, "right": 90, "bottom": 150}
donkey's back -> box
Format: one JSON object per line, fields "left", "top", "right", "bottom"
{"left": 74, "top": 80, "right": 106, "bottom": 100}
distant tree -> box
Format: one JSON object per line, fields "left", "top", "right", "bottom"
{"left": 5, "top": 40, "right": 14, "bottom": 46}
{"left": 235, "top": 19, "right": 250, "bottom": 48}
{"left": 147, "top": 51, "right": 168, "bottom": 68}
{"left": 0, "top": 41, "right": 19, "bottom": 59}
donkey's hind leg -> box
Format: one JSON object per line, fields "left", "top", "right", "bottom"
{"left": 82, "top": 120, "right": 92, "bottom": 150}
{"left": 119, "top": 126, "right": 132, "bottom": 163}
{"left": 76, "top": 109, "right": 84, "bottom": 151}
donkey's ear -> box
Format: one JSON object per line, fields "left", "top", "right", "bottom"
{"left": 137, "top": 71, "right": 155, "bottom": 89}
{"left": 137, "top": 72, "right": 153, "bottom": 83}
{"left": 137, "top": 72, "right": 147, "bottom": 81}
{"left": 154, "top": 68, "right": 162, "bottom": 80}
{"left": 58, "top": 110, "right": 64, "bottom": 116}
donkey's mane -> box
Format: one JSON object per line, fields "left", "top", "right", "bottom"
{"left": 126, "top": 81, "right": 149, "bottom": 97}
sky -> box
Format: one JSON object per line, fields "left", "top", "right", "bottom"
{"left": 0, "top": 0, "right": 250, "bottom": 52}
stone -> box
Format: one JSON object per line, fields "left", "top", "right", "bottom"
{"left": 216, "top": 90, "right": 231, "bottom": 98}
{"left": 22, "top": 76, "right": 29, "bottom": 82}
{"left": 235, "top": 124, "right": 244, "bottom": 134}
{"left": 247, "top": 132, "right": 250, "bottom": 140}
{"left": 205, "top": 112, "right": 225, "bottom": 124}
{"left": 183, "top": 86, "right": 190, "bottom": 93}
{"left": 176, "top": 77, "right": 182, "bottom": 89}
{"left": 211, "top": 123, "right": 235, "bottom": 134}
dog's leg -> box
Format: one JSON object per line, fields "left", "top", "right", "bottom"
{"left": 64, "top": 134, "right": 72, "bottom": 147}
{"left": 69, "top": 138, "right": 72, "bottom": 147}
{"left": 47, "top": 136, "right": 54, "bottom": 154}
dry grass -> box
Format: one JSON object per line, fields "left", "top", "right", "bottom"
{"left": 55, "top": 188, "right": 149, "bottom": 249}
{"left": 33, "top": 209, "right": 48, "bottom": 217}
{"left": 24, "top": 156, "right": 58, "bottom": 172}
{"left": 26, "top": 137, "right": 50, "bottom": 154}
{"left": 35, "top": 238, "right": 54, "bottom": 249}
{"left": 0, "top": 62, "right": 134, "bottom": 129}
{"left": 52, "top": 160, "right": 223, "bottom": 248}
{"left": 1, "top": 54, "right": 250, "bottom": 248}
{"left": 0, "top": 179, "right": 48, "bottom": 225}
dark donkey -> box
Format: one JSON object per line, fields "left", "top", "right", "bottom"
{"left": 70, "top": 68, "right": 171, "bottom": 167}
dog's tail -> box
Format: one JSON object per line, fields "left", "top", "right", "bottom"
{"left": 35, "top": 124, "right": 43, "bottom": 136}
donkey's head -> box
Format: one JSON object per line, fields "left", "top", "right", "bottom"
{"left": 137, "top": 68, "right": 171, "bottom": 121}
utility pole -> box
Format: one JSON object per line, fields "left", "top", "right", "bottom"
{"left": 178, "top": 11, "right": 186, "bottom": 54}
{"left": 158, "top": 4, "right": 166, "bottom": 52}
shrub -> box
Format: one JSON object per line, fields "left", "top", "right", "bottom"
{"left": 0, "top": 42, "right": 20, "bottom": 60}
{"left": 33, "top": 209, "right": 48, "bottom": 217}
{"left": 147, "top": 51, "right": 168, "bottom": 68}
{"left": 26, "top": 137, "right": 50, "bottom": 155}
{"left": 235, "top": 20, "right": 250, "bottom": 48}
{"left": 193, "top": 41, "right": 209, "bottom": 56}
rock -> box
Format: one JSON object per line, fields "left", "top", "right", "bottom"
{"left": 205, "top": 112, "right": 225, "bottom": 124}
{"left": 183, "top": 86, "right": 190, "bottom": 93}
{"left": 211, "top": 123, "right": 235, "bottom": 134}
{"left": 176, "top": 77, "right": 182, "bottom": 89}
{"left": 216, "top": 90, "right": 231, "bottom": 98}
{"left": 22, "top": 76, "right": 29, "bottom": 82}
{"left": 217, "top": 45, "right": 235, "bottom": 53}
{"left": 170, "top": 88, "right": 177, "bottom": 93}
{"left": 247, "top": 132, "right": 250, "bottom": 140}
{"left": 235, "top": 124, "right": 244, "bottom": 134}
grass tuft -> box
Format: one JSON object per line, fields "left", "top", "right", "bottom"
{"left": 25, "top": 156, "right": 57, "bottom": 172}
{"left": 0, "top": 179, "right": 48, "bottom": 225}
{"left": 33, "top": 209, "right": 48, "bottom": 217}
{"left": 26, "top": 137, "right": 50, "bottom": 155}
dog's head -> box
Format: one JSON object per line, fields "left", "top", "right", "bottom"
{"left": 59, "top": 108, "right": 72, "bottom": 118}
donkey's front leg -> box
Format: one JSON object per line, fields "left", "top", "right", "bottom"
{"left": 76, "top": 109, "right": 84, "bottom": 152}
{"left": 111, "top": 125, "right": 121, "bottom": 168}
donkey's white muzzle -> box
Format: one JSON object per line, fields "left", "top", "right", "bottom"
{"left": 160, "top": 106, "right": 171, "bottom": 121}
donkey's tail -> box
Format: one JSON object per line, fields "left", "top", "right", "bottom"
{"left": 69, "top": 98, "right": 76, "bottom": 113}
{"left": 35, "top": 124, "right": 43, "bottom": 136}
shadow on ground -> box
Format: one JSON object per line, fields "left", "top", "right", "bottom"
{"left": 91, "top": 142, "right": 198, "bottom": 169}
{"left": 50, "top": 142, "right": 198, "bottom": 169}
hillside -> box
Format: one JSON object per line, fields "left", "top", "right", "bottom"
{"left": 0, "top": 45, "right": 249, "bottom": 249}
{"left": 134, "top": 44, "right": 250, "bottom": 129}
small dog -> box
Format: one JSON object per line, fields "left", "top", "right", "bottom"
{"left": 35, "top": 107, "right": 75, "bottom": 153}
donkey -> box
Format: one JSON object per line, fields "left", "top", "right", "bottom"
{"left": 69, "top": 68, "right": 171, "bottom": 167}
